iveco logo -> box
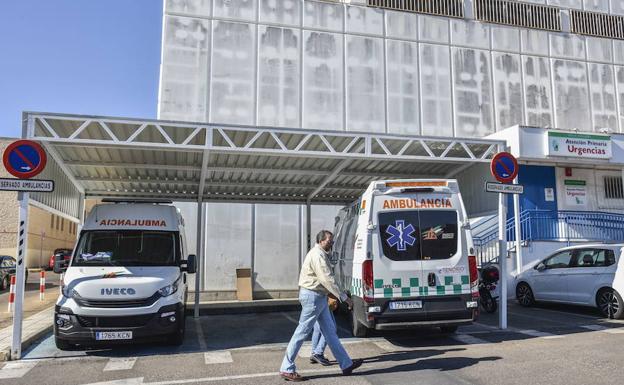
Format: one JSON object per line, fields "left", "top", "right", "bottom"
{"left": 100, "top": 288, "right": 136, "bottom": 295}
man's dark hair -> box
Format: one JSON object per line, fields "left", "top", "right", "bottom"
{"left": 316, "top": 230, "right": 333, "bottom": 243}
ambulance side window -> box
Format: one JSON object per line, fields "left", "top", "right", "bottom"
{"left": 419, "top": 210, "right": 458, "bottom": 260}
{"left": 342, "top": 208, "right": 358, "bottom": 261}
{"left": 378, "top": 211, "right": 421, "bottom": 261}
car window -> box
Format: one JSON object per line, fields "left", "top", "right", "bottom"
{"left": 571, "top": 249, "right": 616, "bottom": 268}
{"left": 544, "top": 251, "right": 573, "bottom": 269}
{"left": 594, "top": 249, "right": 616, "bottom": 267}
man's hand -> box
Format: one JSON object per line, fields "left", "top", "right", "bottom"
{"left": 345, "top": 297, "right": 354, "bottom": 310}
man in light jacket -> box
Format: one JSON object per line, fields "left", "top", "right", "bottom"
{"left": 279, "top": 230, "right": 363, "bottom": 381}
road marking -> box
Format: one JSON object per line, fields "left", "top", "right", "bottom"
{"left": 450, "top": 334, "right": 490, "bottom": 345}
{"left": 0, "top": 361, "right": 38, "bottom": 379}
{"left": 512, "top": 329, "right": 563, "bottom": 339}
{"left": 204, "top": 351, "right": 233, "bottom": 364}
{"left": 298, "top": 344, "right": 312, "bottom": 359}
{"left": 473, "top": 322, "right": 500, "bottom": 331}
{"left": 581, "top": 324, "right": 624, "bottom": 334}
{"left": 103, "top": 357, "right": 137, "bottom": 371}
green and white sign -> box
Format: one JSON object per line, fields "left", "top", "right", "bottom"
{"left": 564, "top": 180, "right": 587, "bottom": 207}
{"left": 547, "top": 131, "right": 611, "bottom": 159}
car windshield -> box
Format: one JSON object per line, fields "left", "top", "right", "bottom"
{"left": 73, "top": 230, "right": 180, "bottom": 267}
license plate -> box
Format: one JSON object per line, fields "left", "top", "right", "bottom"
{"left": 389, "top": 300, "right": 422, "bottom": 310}
{"left": 95, "top": 331, "right": 133, "bottom": 340}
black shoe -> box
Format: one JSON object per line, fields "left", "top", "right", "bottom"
{"left": 342, "top": 359, "right": 363, "bottom": 375}
{"left": 309, "top": 354, "right": 331, "bottom": 366}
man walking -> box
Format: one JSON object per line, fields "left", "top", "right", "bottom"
{"left": 279, "top": 230, "right": 363, "bottom": 381}
{"left": 308, "top": 296, "right": 338, "bottom": 366}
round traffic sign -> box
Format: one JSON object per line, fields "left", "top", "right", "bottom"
{"left": 2, "top": 140, "right": 47, "bottom": 179}
{"left": 490, "top": 152, "right": 518, "bottom": 184}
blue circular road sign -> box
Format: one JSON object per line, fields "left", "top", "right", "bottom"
{"left": 3, "top": 140, "right": 47, "bottom": 179}
{"left": 490, "top": 152, "right": 518, "bottom": 184}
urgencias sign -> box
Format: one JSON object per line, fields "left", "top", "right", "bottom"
{"left": 547, "top": 131, "right": 611, "bottom": 159}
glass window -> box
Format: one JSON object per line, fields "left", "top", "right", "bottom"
{"left": 544, "top": 251, "right": 573, "bottom": 269}
{"left": 571, "top": 249, "right": 616, "bottom": 268}
{"left": 378, "top": 210, "right": 458, "bottom": 261}
{"left": 73, "top": 231, "right": 180, "bottom": 267}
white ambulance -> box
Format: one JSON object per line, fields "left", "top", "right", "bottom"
{"left": 332, "top": 180, "right": 479, "bottom": 337}
{"left": 53, "top": 200, "right": 196, "bottom": 349}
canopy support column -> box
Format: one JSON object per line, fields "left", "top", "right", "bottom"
{"left": 194, "top": 199, "right": 204, "bottom": 318}
{"left": 306, "top": 202, "right": 312, "bottom": 251}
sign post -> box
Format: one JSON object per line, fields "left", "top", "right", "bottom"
{"left": 2, "top": 140, "right": 48, "bottom": 359}
{"left": 488, "top": 151, "right": 522, "bottom": 330}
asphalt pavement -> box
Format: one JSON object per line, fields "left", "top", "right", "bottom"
{"left": 1, "top": 301, "right": 623, "bottom": 385}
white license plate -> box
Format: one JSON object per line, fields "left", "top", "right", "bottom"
{"left": 95, "top": 331, "right": 133, "bottom": 341}
{"left": 389, "top": 300, "right": 422, "bottom": 310}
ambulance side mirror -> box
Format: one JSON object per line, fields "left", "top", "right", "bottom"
{"left": 366, "top": 223, "right": 376, "bottom": 231}
{"left": 462, "top": 220, "right": 471, "bottom": 230}
{"left": 183, "top": 254, "right": 197, "bottom": 274}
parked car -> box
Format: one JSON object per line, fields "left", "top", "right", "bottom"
{"left": 48, "top": 248, "right": 72, "bottom": 270}
{"left": 0, "top": 256, "right": 29, "bottom": 290}
{"left": 515, "top": 244, "right": 624, "bottom": 319}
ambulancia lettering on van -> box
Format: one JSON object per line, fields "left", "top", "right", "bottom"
{"left": 98, "top": 219, "right": 167, "bottom": 227}
{"left": 382, "top": 198, "right": 452, "bottom": 210}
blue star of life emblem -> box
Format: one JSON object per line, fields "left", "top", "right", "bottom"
{"left": 386, "top": 220, "right": 416, "bottom": 251}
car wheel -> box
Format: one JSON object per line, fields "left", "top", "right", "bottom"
{"left": 1, "top": 276, "right": 8, "bottom": 291}
{"left": 597, "top": 289, "right": 624, "bottom": 319}
{"left": 351, "top": 311, "right": 368, "bottom": 338}
{"left": 516, "top": 282, "right": 535, "bottom": 307}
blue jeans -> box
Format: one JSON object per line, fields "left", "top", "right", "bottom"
{"left": 311, "top": 311, "right": 335, "bottom": 356}
{"left": 280, "top": 288, "right": 353, "bottom": 373}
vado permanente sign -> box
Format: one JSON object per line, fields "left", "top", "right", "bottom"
{"left": 547, "top": 131, "right": 612, "bottom": 159}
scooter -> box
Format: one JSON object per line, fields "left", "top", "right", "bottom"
{"left": 479, "top": 264, "right": 500, "bottom": 313}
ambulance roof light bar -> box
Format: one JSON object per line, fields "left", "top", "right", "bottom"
{"left": 373, "top": 181, "right": 449, "bottom": 189}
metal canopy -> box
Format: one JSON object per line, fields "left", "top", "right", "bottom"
{"left": 26, "top": 112, "right": 505, "bottom": 205}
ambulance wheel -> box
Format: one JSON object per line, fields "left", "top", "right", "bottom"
{"left": 440, "top": 325, "right": 458, "bottom": 334}
{"left": 167, "top": 309, "right": 186, "bottom": 346}
{"left": 351, "top": 311, "right": 368, "bottom": 338}
{"left": 55, "top": 337, "right": 75, "bottom": 350}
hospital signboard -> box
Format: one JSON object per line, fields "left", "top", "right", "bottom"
{"left": 547, "top": 131, "right": 611, "bottom": 159}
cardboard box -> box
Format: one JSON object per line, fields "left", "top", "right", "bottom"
{"left": 236, "top": 268, "right": 253, "bottom": 301}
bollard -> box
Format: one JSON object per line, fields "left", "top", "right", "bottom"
{"left": 8, "top": 275, "right": 16, "bottom": 313}
{"left": 39, "top": 271, "right": 45, "bottom": 301}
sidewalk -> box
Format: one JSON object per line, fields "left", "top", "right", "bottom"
{"left": 194, "top": 298, "right": 300, "bottom": 315}
{"left": 0, "top": 307, "right": 54, "bottom": 361}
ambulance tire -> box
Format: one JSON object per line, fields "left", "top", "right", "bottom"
{"left": 167, "top": 308, "right": 186, "bottom": 346}
{"left": 55, "top": 337, "right": 75, "bottom": 350}
{"left": 439, "top": 326, "right": 458, "bottom": 334}
{"left": 351, "top": 311, "right": 368, "bottom": 338}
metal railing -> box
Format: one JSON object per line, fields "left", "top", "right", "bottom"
{"left": 472, "top": 209, "right": 624, "bottom": 266}
{"left": 367, "top": 0, "right": 464, "bottom": 18}
{"left": 474, "top": 0, "right": 562, "bottom": 32}
{"left": 570, "top": 9, "right": 624, "bottom": 40}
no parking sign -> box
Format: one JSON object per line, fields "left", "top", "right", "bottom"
{"left": 1, "top": 140, "right": 54, "bottom": 192}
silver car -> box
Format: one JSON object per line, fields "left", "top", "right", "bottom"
{"left": 515, "top": 244, "right": 624, "bottom": 319}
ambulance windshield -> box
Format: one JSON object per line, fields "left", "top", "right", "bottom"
{"left": 73, "top": 230, "right": 180, "bottom": 267}
{"left": 378, "top": 210, "right": 458, "bottom": 261}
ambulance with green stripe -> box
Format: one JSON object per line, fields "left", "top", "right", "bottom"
{"left": 332, "top": 180, "right": 479, "bottom": 337}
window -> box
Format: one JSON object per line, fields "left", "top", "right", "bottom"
{"left": 604, "top": 176, "right": 624, "bottom": 199}
{"left": 50, "top": 214, "right": 55, "bottom": 229}
{"left": 378, "top": 209, "right": 458, "bottom": 261}
{"left": 55, "top": 216, "right": 60, "bottom": 231}
{"left": 571, "top": 249, "right": 616, "bottom": 267}
{"left": 61, "top": 218, "right": 64, "bottom": 232}
{"left": 544, "top": 251, "right": 573, "bottom": 269}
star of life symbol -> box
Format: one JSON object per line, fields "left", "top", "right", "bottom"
{"left": 386, "top": 220, "right": 416, "bottom": 251}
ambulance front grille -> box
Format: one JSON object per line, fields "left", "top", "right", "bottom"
{"left": 74, "top": 292, "right": 161, "bottom": 308}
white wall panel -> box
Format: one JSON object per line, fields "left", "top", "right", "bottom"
{"left": 493, "top": 52, "right": 524, "bottom": 130}
{"left": 213, "top": 0, "right": 257, "bottom": 22}
{"left": 210, "top": 21, "right": 256, "bottom": 125}
{"left": 166, "top": 0, "right": 212, "bottom": 16}
{"left": 204, "top": 203, "right": 252, "bottom": 291}
{"left": 553, "top": 59, "right": 591, "bottom": 130}
{"left": 160, "top": 16, "right": 210, "bottom": 122}
{"left": 420, "top": 44, "right": 453, "bottom": 136}
{"left": 550, "top": 34, "right": 586, "bottom": 60}
{"left": 589, "top": 63, "right": 618, "bottom": 132}
{"left": 451, "top": 20, "right": 490, "bottom": 50}
{"left": 587, "top": 37, "right": 613, "bottom": 63}
{"left": 387, "top": 40, "right": 419, "bottom": 135}
{"left": 254, "top": 204, "right": 299, "bottom": 291}
{"left": 302, "top": 30, "right": 344, "bottom": 130}
{"left": 418, "top": 15, "right": 449, "bottom": 44}
{"left": 491, "top": 26, "right": 520, "bottom": 53}
{"left": 346, "top": 35, "right": 385, "bottom": 132}
{"left": 258, "top": 26, "right": 300, "bottom": 127}
{"left": 547, "top": 0, "right": 582, "bottom": 9}
{"left": 346, "top": 5, "right": 383, "bottom": 36}
{"left": 521, "top": 29, "right": 549, "bottom": 56}
{"left": 523, "top": 55, "right": 554, "bottom": 127}
{"left": 616, "top": 66, "right": 624, "bottom": 132}
{"left": 259, "top": 0, "right": 300, "bottom": 26}
{"left": 583, "top": 0, "right": 609, "bottom": 12}
{"left": 612, "top": 0, "right": 624, "bottom": 15}
{"left": 303, "top": 0, "right": 343, "bottom": 32}
{"left": 452, "top": 47, "right": 494, "bottom": 137}
{"left": 385, "top": 10, "right": 417, "bottom": 41}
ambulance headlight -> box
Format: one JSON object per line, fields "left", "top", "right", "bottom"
{"left": 158, "top": 276, "right": 181, "bottom": 297}
{"left": 61, "top": 284, "right": 80, "bottom": 299}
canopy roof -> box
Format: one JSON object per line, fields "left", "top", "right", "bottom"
{"left": 25, "top": 112, "right": 504, "bottom": 209}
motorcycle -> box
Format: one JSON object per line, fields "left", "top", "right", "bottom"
{"left": 479, "top": 264, "right": 500, "bottom": 313}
